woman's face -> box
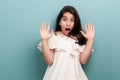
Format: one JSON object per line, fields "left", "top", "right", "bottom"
{"left": 59, "top": 12, "right": 75, "bottom": 36}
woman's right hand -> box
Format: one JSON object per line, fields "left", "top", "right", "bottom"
{"left": 40, "top": 22, "right": 54, "bottom": 41}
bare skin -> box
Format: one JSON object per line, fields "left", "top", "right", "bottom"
{"left": 39, "top": 12, "right": 95, "bottom": 65}
{"left": 40, "top": 22, "right": 54, "bottom": 65}
{"left": 80, "top": 23, "right": 95, "bottom": 64}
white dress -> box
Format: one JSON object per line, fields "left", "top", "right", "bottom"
{"left": 38, "top": 33, "right": 88, "bottom": 80}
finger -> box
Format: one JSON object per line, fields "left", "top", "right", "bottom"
{"left": 44, "top": 21, "right": 46, "bottom": 29}
{"left": 91, "top": 24, "right": 94, "bottom": 31}
{"left": 47, "top": 23, "right": 50, "bottom": 31}
{"left": 50, "top": 29, "right": 54, "bottom": 36}
{"left": 93, "top": 25, "right": 95, "bottom": 32}
{"left": 41, "top": 23, "right": 44, "bottom": 30}
{"left": 39, "top": 25, "right": 42, "bottom": 35}
{"left": 84, "top": 24, "right": 87, "bottom": 31}
{"left": 88, "top": 22, "right": 91, "bottom": 30}
{"left": 89, "top": 22, "right": 93, "bottom": 30}
{"left": 90, "top": 23, "right": 93, "bottom": 30}
{"left": 80, "top": 31, "right": 86, "bottom": 37}
{"left": 90, "top": 24, "right": 93, "bottom": 31}
{"left": 43, "top": 22, "right": 46, "bottom": 30}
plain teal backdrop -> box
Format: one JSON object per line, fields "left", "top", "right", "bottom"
{"left": 0, "top": 0, "right": 120, "bottom": 80}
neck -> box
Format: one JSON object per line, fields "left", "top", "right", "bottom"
{"left": 60, "top": 31, "right": 69, "bottom": 37}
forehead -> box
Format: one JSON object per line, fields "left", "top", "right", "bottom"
{"left": 62, "top": 12, "right": 74, "bottom": 18}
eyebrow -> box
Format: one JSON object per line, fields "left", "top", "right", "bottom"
{"left": 62, "top": 16, "right": 75, "bottom": 19}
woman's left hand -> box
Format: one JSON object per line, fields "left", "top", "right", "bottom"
{"left": 80, "top": 23, "right": 95, "bottom": 40}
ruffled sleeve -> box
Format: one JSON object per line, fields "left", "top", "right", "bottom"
{"left": 71, "top": 42, "right": 86, "bottom": 56}
{"left": 37, "top": 42, "right": 42, "bottom": 52}
{"left": 37, "top": 34, "right": 56, "bottom": 52}
{"left": 78, "top": 45, "right": 86, "bottom": 53}
{"left": 78, "top": 45, "right": 94, "bottom": 53}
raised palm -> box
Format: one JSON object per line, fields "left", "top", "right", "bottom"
{"left": 80, "top": 23, "right": 95, "bottom": 40}
{"left": 40, "top": 22, "right": 53, "bottom": 40}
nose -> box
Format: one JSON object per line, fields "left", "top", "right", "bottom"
{"left": 67, "top": 21, "right": 70, "bottom": 26}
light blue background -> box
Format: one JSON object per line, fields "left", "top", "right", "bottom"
{"left": 0, "top": 0, "right": 120, "bottom": 80}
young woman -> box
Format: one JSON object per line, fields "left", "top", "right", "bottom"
{"left": 38, "top": 5, "right": 95, "bottom": 80}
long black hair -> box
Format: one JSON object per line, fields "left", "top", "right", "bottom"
{"left": 55, "top": 5, "right": 87, "bottom": 45}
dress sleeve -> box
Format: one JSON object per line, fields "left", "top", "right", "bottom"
{"left": 79, "top": 45, "right": 86, "bottom": 53}
{"left": 79, "top": 45, "right": 94, "bottom": 53}
{"left": 37, "top": 34, "right": 56, "bottom": 52}
{"left": 37, "top": 42, "right": 42, "bottom": 52}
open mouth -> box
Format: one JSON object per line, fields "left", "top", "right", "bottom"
{"left": 65, "top": 28, "right": 71, "bottom": 31}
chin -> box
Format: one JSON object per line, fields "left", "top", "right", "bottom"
{"left": 64, "top": 32, "right": 70, "bottom": 36}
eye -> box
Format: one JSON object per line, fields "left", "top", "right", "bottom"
{"left": 62, "top": 18, "right": 67, "bottom": 21}
{"left": 70, "top": 19, "right": 74, "bottom": 22}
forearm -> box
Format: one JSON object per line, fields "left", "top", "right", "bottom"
{"left": 42, "top": 40, "right": 54, "bottom": 65}
{"left": 80, "top": 39, "right": 94, "bottom": 64}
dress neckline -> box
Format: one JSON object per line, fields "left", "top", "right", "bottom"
{"left": 54, "top": 32, "right": 77, "bottom": 42}
{"left": 54, "top": 32, "right": 70, "bottom": 39}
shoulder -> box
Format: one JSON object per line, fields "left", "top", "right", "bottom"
{"left": 48, "top": 32, "right": 58, "bottom": 41}
{"left": 54, "top": 31, "right": 62, "bottom": 36}
{"left": 50, "top": 31, "right": 62, "bottom": 39}
{"left": 51, "top": 31, "right": 60, "bottom": 36}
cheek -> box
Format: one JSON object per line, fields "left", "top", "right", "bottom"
{"left": 71, "top": 23, "right": 74, "bottom": 28}
{"left": 60, "top": 21, "right": 66, "bottom": 26}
